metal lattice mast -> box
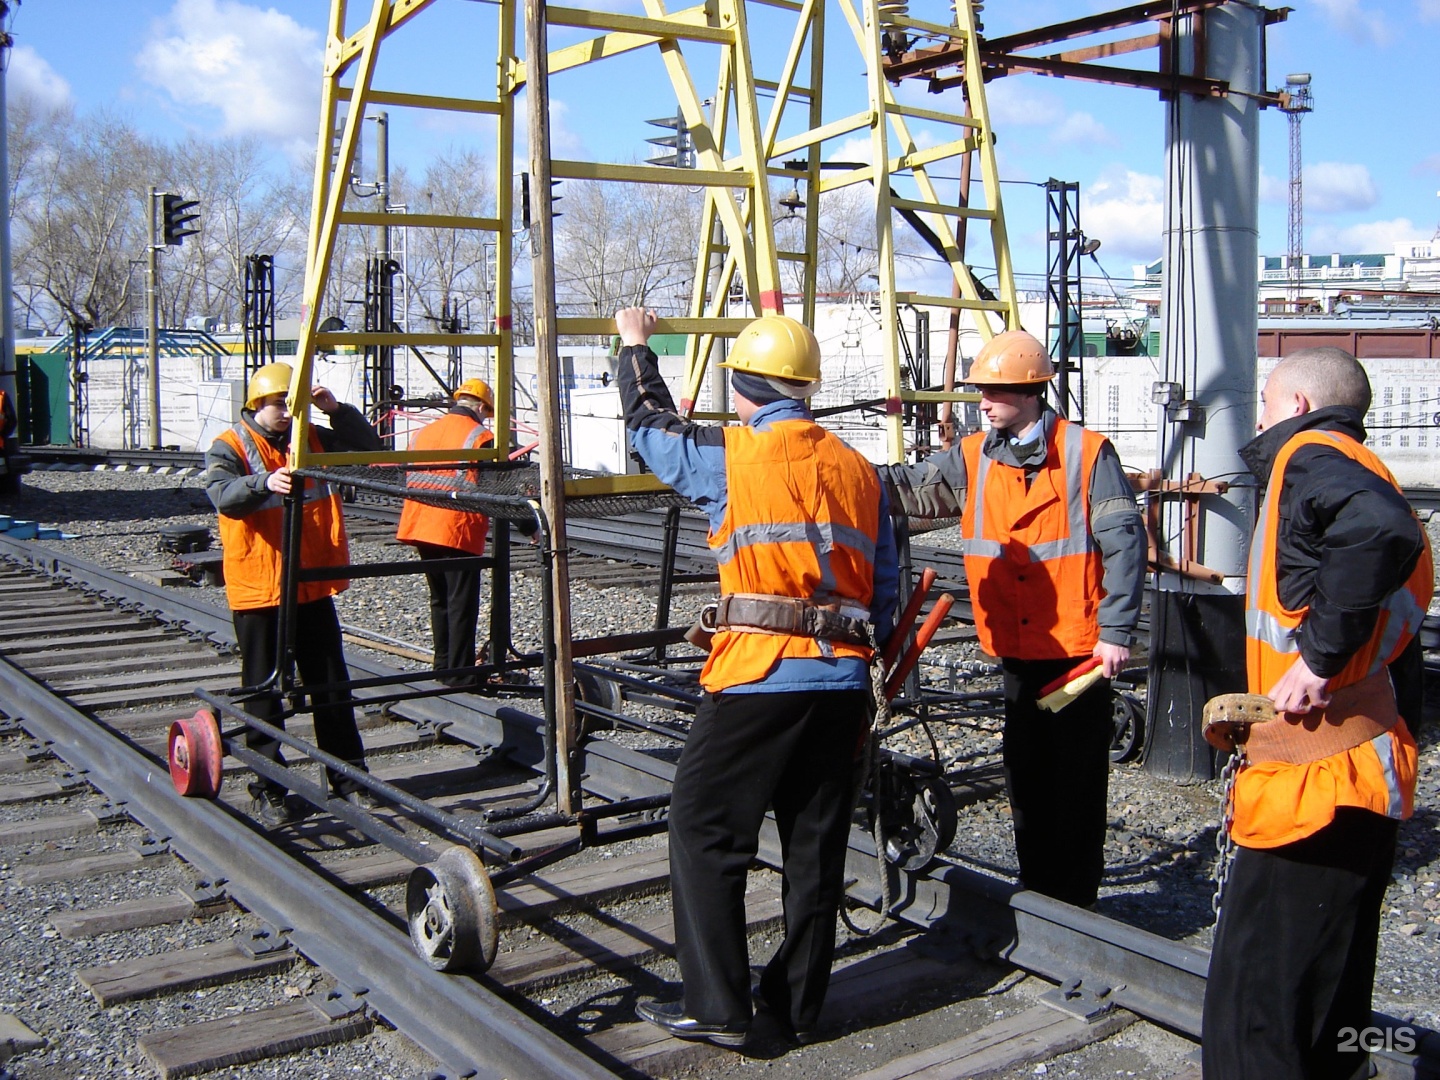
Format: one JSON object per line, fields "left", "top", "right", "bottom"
{"left": 1280, "top": 73, "right": 1312, "bottom": 308}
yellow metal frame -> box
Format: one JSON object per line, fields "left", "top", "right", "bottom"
{"left": 290, "top": 0, "right": 517, "bottom": 468}
{"left": 291, "top": 0, "right": 1016, "bottom": 470}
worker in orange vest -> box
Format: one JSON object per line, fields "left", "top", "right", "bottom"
{"left": 878, "top": 329, "right": 1147, "bottom": 909}
{"left": 1202, "top": 346, "right": 1432, "bottom": 1080}
{"left": 205, "top": 362, "right": 382, "bottom": 827}
{"left": 617, "top": 307, "right": 899, "bottom": 1050}
{"left": 395, "top": 378, "right": 505, "bottom": 688}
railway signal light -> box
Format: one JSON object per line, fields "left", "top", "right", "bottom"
{"left": 161, "top": 193, "right": 201, "bottom": 246}
{"left": 520, "top": 173, "right": 563, "bottom": 228}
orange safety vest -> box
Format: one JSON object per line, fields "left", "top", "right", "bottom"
{"left": 215, "top": 422, "right": 350, "bottom": 611}
{"left": 1232, "top": 428, "right": 1434, "bottom": 849}
{"left": 703, "top": 420, "right": 880, "bottom": 692}
{"left": 0, "top": 388, "right": 13, "bottom": 439}
{"left": 960, "top": 417, "right": 1107, "bottom": 660}
{"left": 395, "top": 412, "right": 494, "bottom": 556}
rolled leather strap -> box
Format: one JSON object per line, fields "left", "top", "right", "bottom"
{"left": 714, "top": 592, "right": 872, "bottom": 646}
{"left": 1242, "top": 668, "right": 1399, "bottom": 766}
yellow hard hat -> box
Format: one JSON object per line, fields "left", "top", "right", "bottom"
{"left": 245, "top": 362, "right": 294, "bottom": 410}
{"left": 966, "top": 330, "right": 1055, "bottom": 386}
{"left": 719, "top": 315, "right": 821, "bottom": 385}
{"left": 454, "top": 378, "right": 494, "bottom": 409}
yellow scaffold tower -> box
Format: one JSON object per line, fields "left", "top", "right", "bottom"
{"left": 282, "top": 0, "right": 1019, "bottom": 809}
{"left": 286, "top": 0, "right": 1018, "bottom": 470}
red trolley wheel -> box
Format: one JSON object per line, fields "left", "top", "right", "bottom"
{"left": 168, "top": 708, "right": 224, "bottom": 798}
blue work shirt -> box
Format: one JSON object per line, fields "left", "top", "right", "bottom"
{"left": 616, "top": 345, "right": 899, "bottom": 693}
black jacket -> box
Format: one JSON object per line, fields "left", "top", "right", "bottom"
{"left": 1238, "top": 406, "right": 1427, "bottom": 707}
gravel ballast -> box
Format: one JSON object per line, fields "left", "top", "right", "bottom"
{"left": 2, "top": 464, "right": 1438, "bottom": 1078}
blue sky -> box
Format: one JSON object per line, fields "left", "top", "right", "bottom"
{"left": 8, "top": 0, "right": 1439, "bottom": 287}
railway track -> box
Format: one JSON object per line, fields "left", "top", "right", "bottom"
{"left": 4, "top": 459, "right": 1439, "bottom": 1078}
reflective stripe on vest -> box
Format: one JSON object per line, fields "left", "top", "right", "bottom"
{"left": 959, "top": 417, "right": 1107, "bottom": 660}
{"left": 215, "top": 423, "right": 349, "bottom": 611}
{"left": 702, "top": 420, "right": 879, "bottom": 691}
{"left": 1245, "top": 428, "right": 1434, "bottom": 695}
{"left": 394, "top": 413, "right": 494, "bottom": 556}
{"left": 1229, "top": 427, "right": 1431, "bottom": 848}
{"left": 232, "top": 425, "right": 337, "bottom": 511}
{"left": 964, "top": 421, "right": 1092, "bottom": 562}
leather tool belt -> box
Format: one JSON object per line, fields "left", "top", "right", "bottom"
{"left": 702, "top": 592, "right": 872, "bottom": 646}
{"left": 1201, "top": 668, "right": 1398, "bottom": 765}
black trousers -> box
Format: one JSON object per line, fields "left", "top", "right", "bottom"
{"left": 668, "top": 688, "right": 868, "bottom": 1032}
{"left": 1001, "top": 656, "right": 1114, "bottom": 908}
{"left": 415, "top": 541, "right": 483, "bottom": 686}
{"left": 1203, "top": 808, "right": 1398, "bottom": 1080}
{"left": 232, "top": 596, "right": 367, "bottom": 797}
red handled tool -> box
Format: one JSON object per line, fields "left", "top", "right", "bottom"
{"left": 1036, "top": 656, "right": 1105, "bottom": 712}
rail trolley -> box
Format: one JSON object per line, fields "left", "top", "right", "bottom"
{"left": 166, "top": 458, "right": 975, "bottom": 972}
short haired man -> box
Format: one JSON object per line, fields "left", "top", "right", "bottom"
{"left": 877, "top": 329, "right": 1147, "bottom": 909}
{"left": 1202, "top": 346, "right": 1432, "bottom": 1079}
{"left": 205, "top": 362, "right": 382, "bottom": 826}
{"left": 396, "top": 379, "right": 498, "bottom": 688}
{"left": 616, "top": 307, "right": 898, "bottom": 1049}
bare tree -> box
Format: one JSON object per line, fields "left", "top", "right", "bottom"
{"left": 160, "top": 134, "right": 310, "bottom": 329}
{"left": 397, "top": 148, "right": 495, "bottom": 330}
{"left": 10, "top": 111, "right": 159, "bottom": 330}
{"left": 777, "top": 182, "right": 930, "bottom": 299}
{"left": 554, "top": 177, "right": 701, "bottom": 339}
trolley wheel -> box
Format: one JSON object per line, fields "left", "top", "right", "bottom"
{"left": 405, "top": 845, "right": 499, "bottom": 973}
{"left": 575, "top": 669, "right": 622, "bottom": 733}
{"left": 167, "top": 709, "right": 224, "bottom": 798}
{"left": 1109, "top": 692, "right": 1145, "bottom": 764}
{"left": 878, "top": 765, "right": 958, "bottom": 873}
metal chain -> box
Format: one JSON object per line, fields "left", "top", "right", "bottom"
{"left": 840, "top": 649, "right": 892, "bottom": 938}
{"left": 1210, "top": 748, "right": 1245, "bottom": 920}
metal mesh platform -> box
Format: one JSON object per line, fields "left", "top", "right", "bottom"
{"left": 298, "top": 462, "right": 690, "bottom": 521}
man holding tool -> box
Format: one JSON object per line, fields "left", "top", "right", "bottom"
{"left": 615, "top": 306, "right": 898, "bottom": 1048}
{"left": 877, "top": 329, "right": 1147, "bottom": 909}
{"left": 1201, "top": 347, "right": 1431, "bottom": 1079}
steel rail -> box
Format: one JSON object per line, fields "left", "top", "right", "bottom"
{"left": 5, "top": 532, "right": 1437, "bottom": 1075}
{"left": 0, "top": 655, "right": 616, "bottom": 1080}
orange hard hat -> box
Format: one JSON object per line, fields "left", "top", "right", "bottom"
{"left": 966, "top": 330, "right": 1054, "bottom": 386}
{"left": 454, "top": 378, "right": 494, "bottom": 409}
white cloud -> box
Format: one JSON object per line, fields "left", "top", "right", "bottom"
{"left": 985, "top": 80, "right": 1065, "bottom": 129}
{"left": 1421, "top": 0, "right": 1440, "bottom": 21}
{"left": 827, "top": 137, "right": 875, "bottom": 167}
{"left": 7, "top": 44, "right": 72, "bottom": 114}
{"left": 1080, "top": 169, "right": 1164, "bottom": 261}
{"left": 520, "top": 99, "right": 586, "bottom": 162}
{"left": 1259, "top": 166, "right": 1288, "bottom": 205}
{"left": 1309, "top": 217, "right": 1421, "bottom": 253}
{"left": 1051, "top": 111, "right": 1118, "bottom": 149}
{"left": 1310, "top": 0, "right": 1392, "bottom": 45}
{"left": 137, "top": 0, "right": 322, "bottom": 155}
{"left": 1304, "top": 161, "right": 1379, "bottom": 213}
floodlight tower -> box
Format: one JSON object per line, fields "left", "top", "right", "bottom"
{"left": 1280, "top": 73, "right": 1313, "bottom": 308}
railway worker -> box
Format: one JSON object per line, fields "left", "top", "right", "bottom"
{"left": 615, "top": 306, "right": 899, "bottom": 1049}
{"left": 876, "top": 329, "right": 1147, "bottom": 909}
{"left": 1202, "top": 346, "right": 1432, "bottom": 1080}
{"left": 395, "top": 378, "right": 498, "bottom": 689}
{"left": 204, "top": 361, "right": 383, "bottom": 828}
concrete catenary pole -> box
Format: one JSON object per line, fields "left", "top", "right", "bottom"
{"left": 1144, "top": 1, "right": 1264, "bottom": 780}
